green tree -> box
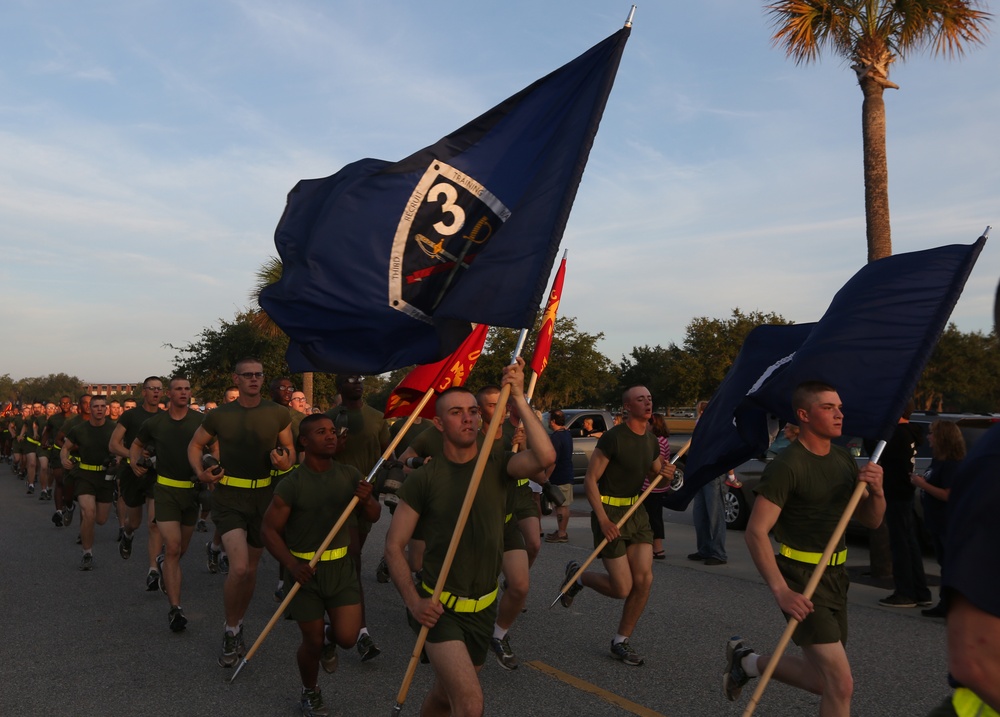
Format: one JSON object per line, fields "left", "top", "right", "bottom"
{"left": 683, "top": 308, "right": 792, "bottom": 401}
{"left": 916, "top": 323, "right": 1000, "bottom": 412}
{"left": 618, "top": 344, "right": 702, "bottom": 407}
{"left": 466, "top": 317, "right": 615, "bottom": 410}
{"left": 14, "top": 373, "right": 86, "bottom": 404}
{"left": 767, "top": 1, "right": 990, "bottom": 260}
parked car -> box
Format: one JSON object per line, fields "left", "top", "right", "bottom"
{"left": 722, "top": 413, "right": 999, "bottom": 531}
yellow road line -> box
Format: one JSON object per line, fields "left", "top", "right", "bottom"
{"left": 524, "top": 660, "right": 669, "bottom": 717}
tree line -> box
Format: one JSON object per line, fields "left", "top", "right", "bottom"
{"left": 4, "top": 308, "right": 996, "bottom": 415}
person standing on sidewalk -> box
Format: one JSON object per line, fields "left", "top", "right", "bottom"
{"left": 687, "top": 400, "right": 729, "bottom": 566}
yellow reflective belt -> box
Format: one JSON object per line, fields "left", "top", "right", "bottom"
{"left": 219, "top": 475, "right": 272, "bottom": 489}
{"left": 601, "top": 494, "right": 638, "bottom": 507}
{"left": 25, "top": 437, "right": 40, "bottom": 445}
{"left": 953, "top": 688, "right": 1000, "bottom": 717}
{"left": 504, "top": 512, "right": 513, "bottom": 524}
{"left": 421, "top": 582, "right": 499, "bottom": 613}
{"left": 270, "top": 464, "right": 298, "bottom": 477}
{"left": 290, "top": 547, "right": 348, "bottom": 562}
{"left": 78, "top": 462, "right": 105, "bottom": 472}
{"left": 157, "top": 476, "right": 196, "bottom": 489}
{"left": 780, "top": 544, "right": 847, "bottom": 566}
{"left": 516, "top": 478, "right": 529, "bottom": 487}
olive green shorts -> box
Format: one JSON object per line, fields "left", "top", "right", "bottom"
{"left": 591, "top": 502, "right": 653, "bottom": 559}
{"left": 512, "top": 481, "right": 537, "bottom": 522}
{"left": 503, "top": 513, "right": 526, "bottom": 553}
{"left": 211, "top": 484, "right": 273, "bottom": 548}
{"left": 778, "top": 555, "right": 849, "bottom": 646}
{"left": 120, "top": 465, "right": 155, "bottom": 508}
{"left": 154, "top": 483, "right": 199, "bottom": 526}
{"left": 407, "top": 585, "right": 498, "bottom": 667}
{"left": 285, "top": 557, "right": 361, "bottom": 622}
{"left": 73, "top": 469, "right": 116, "bottom": 503}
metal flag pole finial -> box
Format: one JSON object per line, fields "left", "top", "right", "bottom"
{"left": 625, "top": 5, "right": 636, "bottom": 28}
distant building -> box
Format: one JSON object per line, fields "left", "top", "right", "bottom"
{"left": 83, "top": 382, "right": 140, "bottom": 397}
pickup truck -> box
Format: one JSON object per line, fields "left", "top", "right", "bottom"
{"left": 542, "top": 409, "right": 690, "bottom": 482}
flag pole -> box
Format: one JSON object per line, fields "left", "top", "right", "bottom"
{"left": 625, "top": 4, "right": 636, "bottom": 27}
{"left": 741, "top": 441, "right": 886, "bottom": 716}
{"left": 392, "top": 330, "right": 530, "bottom": 715}
{"left": 549, "top": 438, "right": 691, "bottom": 608}
{"left": 226, "top": 388, "right": 437, "bottom": 685}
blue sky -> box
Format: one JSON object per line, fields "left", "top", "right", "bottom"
{"left": 2, "top": 1, "right": 997, "bottom": 383}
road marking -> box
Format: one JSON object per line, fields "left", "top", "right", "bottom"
{"left": 524, "top": 660, "right": 669, "bottom": 717}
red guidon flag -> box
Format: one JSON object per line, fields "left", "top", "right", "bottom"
{"left": 384, "top": 323, "right": 490, "bottom": 419}
{"left": 529, "top": 256, "right": 566, "bottom": 378}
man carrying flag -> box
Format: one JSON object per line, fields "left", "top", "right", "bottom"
{"left": 723, "top": 381, "right": 885, "bottom": 715}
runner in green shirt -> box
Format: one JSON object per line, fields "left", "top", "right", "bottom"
{"left": 724, "top": 381, "right": 885, "bottom": 717}
{"left": 132, "top": 376, "right": 210, "bottom": 632}
{"left": 61, "top": 396, "right": 116, "bottom": 571}
{"left": 187, "top": 357, "right": 294, "bottom": 669}
{"left": 384, "top": 357, "right": 554, "bottom": 716}
{"left": 262, "top": 413, "right": 380, "bottom": 717}
{"left": 559, "top": 384, "right": 677, "bottom": 668}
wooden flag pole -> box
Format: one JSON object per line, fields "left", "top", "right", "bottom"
{"left": 740, "top": 440, "right": 885, "bottom": 717}
{"left": 227, "top": 388, "right": 437, "bottom": 685}
{"left": 549, "top": 438, "right": 691, "bottom": 608}
{"left": 392, "top": 332, "right": 529, "bottom": 715}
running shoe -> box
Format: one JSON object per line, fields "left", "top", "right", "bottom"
{"left": 300, "top": 687, "right": 329, "bottom": 717}
{"left": 119, "top": 531, "right": 134, "bottom": 560}
{"left": 52, "top": 510, "right": 64, "bottom": 527}
{"left": 63, "top": 503, "right": 75, "bottom": 527}
{"left": 206, "top": 542, "right": 220, "bottom": 574}
{"left": 723, "top": 636, "right": 755, "bottom": 701}
{"left": 490, "top": 634, "right": 519, "bottom": 670}
{"left": 610, "top": 638, "right": 644, "bottom": 666}
{"left": 219, "top": 627, "right": 242, "bottom": 668}
{"left": 26, "top": 483, "right": 34, "bottom": 495}
{"left": 559, "top": 560, "right": 583, "bottom": 608}
{"left": 146, "top": 569, "right": 161, "bottom": 592}
{"left": 375, "top": 557, "right": 390, "bottom": 583}
{"left": 219, "top": 552, "right": 230, "bottom": 574}
{"left": 155, "top": 553, "right": 166, "bottom": 594}
{"left": 168, "top": 606, "right": 188, "bottom": 633}
{"left": 196, "top": 519, "right": 208, "bottom": 532}
{"left": 79, "top": 553, "right": 95, "bottom": 571}
{"left": 320, "top": 643, "right": 338, "bottom": 674}
{"left": 356, "top": 633, "right": 381, "bottom": 661}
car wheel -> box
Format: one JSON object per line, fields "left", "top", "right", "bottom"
{"left": 723, "top": 487, "right": 749, "bottom": 531}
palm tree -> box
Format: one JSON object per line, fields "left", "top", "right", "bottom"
{"left": 767, "top": 1, "right": 990, "bottom": 261}
{"left": 250, "top": 256, "right": 314, "bottom": 405}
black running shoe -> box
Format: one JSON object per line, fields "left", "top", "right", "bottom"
{"left": 559, "top": 560, "right": 583, "bottom": 608}
{"left": 79, "top": 553, "right": 95, "bottom": 571}
{"left": 155, "top": 554, "right": 166, "bottom": 594}
{"left": 300, "top": 687, "right": 329, "bottom": 717}
{"left": 490, "top": 634, "right": 519, "bottom": 670}
{"left": 52, "top": 510, "right": 64, "bottom": 527}
{"left": 723, "top": 636, "right": 755, "bottom": 701}
{"left": 146, "top": 569, "right": 160, "bottom": 592}
{"left": 206, "top": 542, "right": 220, "bottom": 574}
{"left": 168, "top": 606, "right": 188, "bottom": 633}
{"left": 356, "top": 633, "right": 381, "bottom": 661}
{"left": 219, "top": 627, "right": 242, "bottom": 668}
{"left": 119, "top": 531, "right": 134, "bottom": 560}
{"left": 375, "top": 557, "right": 390, "bottom": 583}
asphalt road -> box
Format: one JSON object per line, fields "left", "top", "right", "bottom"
{"left": 0, "top": 473, "right": 951, "bottom": 717}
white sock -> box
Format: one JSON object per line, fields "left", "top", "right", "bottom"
{"left": 226, "top": 624, "right": 240, "bottom": 635}
{"left": 493, "top": 625, "right": 508, "bottom": 640}
{"left": 358, "top": 627, "right": 369, "bottom": 639}
{"left": 742, "top": 653, "right": 761, "bottom": 677}
{"left": 613, "top": 634, "right": 628, "bottom": 645}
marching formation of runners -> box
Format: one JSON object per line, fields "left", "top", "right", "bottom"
{"left": 3, "top": 360, "right": 894, "bottom": 717}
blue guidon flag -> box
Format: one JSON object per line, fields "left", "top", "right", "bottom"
{"left": 261, "top": 24, "right": 630, "bottom": 375}
{"left": 671, "top": 235, "right": 987, "bottom": 509}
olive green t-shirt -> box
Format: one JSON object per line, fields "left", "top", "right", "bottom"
{"left": 288, "top": 408, "right": 306, "bottom": 448}
{"left": 327, "top": 403, "right": 390, "bottom": 476}
{"left": 754, "top": 440, "right": 858, "bottom": 553}
{"left": 136, "top": 410, "right": 205, "bottom": 482}
{"left": 200, "top": 400, "right": 291, "bottom": 480}
{"left": 390, "top": 418, "right": 432, "bottom": 456}
{"left": 595, "top": 424, "right": 659, "bottom": 498}
{"left": 44, "top": 413, "right": 68, "bottom": 448}
{"left": 65, "top": 420, "right": 116, "bottom": 475}
{"left": 117, "top": 406, "right": 162, "bottom": 452}
{"left": 274, "top": 463, "right": 363, "bottom": 553}
{"left": 398, "top": 441, "right": 510, "bottom": 597}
